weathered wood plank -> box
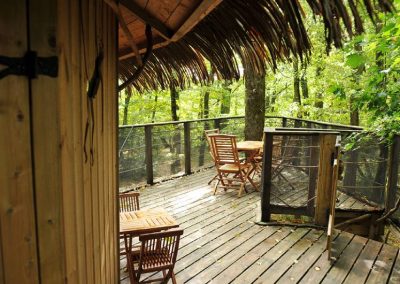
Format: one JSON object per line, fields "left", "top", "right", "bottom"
{"left": 366, "top": 244, "right": 398, "bottom": 284}
{"left": 321, "top": 235, "right": 367, "bottom": 284}
{"left": 315, "top": 134, "right": 337, "bottom": 225}
{"left": 343, "top": 239, "right": 383, "bottom": 284}
{"left": 255, "top": 229, "right": 324, "bottom": 283}
{"left": 276, "top": 233, "right": 332, "bottom": 283}
{"left": 299, "top": 231, "right": 353, "bottom": 283}
{"left": 231, "top": 228, "right": 310, "bottom": 283}
{"left": 29, "top": 0, "right": 66, "bottom": 282}
{"left": 187, "top": 226, "right": 278, "bottom": 283}
{"left": 389, "top": 250, "right": 400, "bottom": 284}
{"left": 0, "top": 1, "right": 39, "bottom": 283}
{"left": 178, "top": 224, "right": 263, "bottom": 282}
{"left": 209, "top": 227, "right": 292, "bottom": 284}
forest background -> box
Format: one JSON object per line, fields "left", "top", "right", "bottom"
{"left": 119, "top": 2, "right": 400, "bottom": 139}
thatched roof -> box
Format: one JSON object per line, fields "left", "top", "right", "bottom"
{"left": 118, "top": 0, "right": 393, "bottom": 92}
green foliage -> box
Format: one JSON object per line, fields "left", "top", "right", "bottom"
{"left": 119, "top": 5, "right": 400, "bottom": 142}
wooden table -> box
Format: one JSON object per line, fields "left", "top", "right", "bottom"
{"left": 236, "top": 140, "right": 263, "bottom": 152}
{"left": 120, "top": 208, "right": 179, "bottom": 236}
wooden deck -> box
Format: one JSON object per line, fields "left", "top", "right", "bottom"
{"left": 120, "top": 169, "right": 400, "bottom": 283}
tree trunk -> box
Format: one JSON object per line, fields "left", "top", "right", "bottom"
{"left": 300, "top": 61, "right": 309, "bottom": 100}
{"left": 198, "top": 91, "right": 210, "bottom": 167}
{"left": 244, "top": 63, "right": 265, "bottom": 141}
{"left": 170, "top": 84, "right": 181, "bottom": 173}
{"left": 314, "top": 66, "right": 323, "bottom": 112}
{"left": 122, "top": 87, "right": 133, "bottom": 125}
{"left": 170, "top": 85, "right": 179, "bottom": 121}
{"left": 301, "top": 61, "right": 309, "bottom": 117}
{"left": 293, "top": 57, "right": 302, "bottom": 119}
{"left": 220, "top": 81, "right": 231, "bottom": 114}
{"left": 151, "top": 92, "right": 158, "bottom": 123}
{"left": 349, "top": 95, "right": 360, "bottom": 126}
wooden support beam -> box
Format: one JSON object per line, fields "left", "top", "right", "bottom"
{"left": 145, "top": 125, "right": 154, "bottom": 184}
{"left": 386, "top": 135, "right": 400, "bottom": 211}
{"left": 119, "top": 0, "right": 174, "bottom": 40}
{"left": 307, "top": 135, "right": 319, "bottom": 215}
{"left": 184, "top": 122, "right": 192, "bottom": 175}
{"left": 171, "top": 0, "right": 223, "bottom": 42}
{"left": 315, "top": 134, "right": 337, "bottom": 226}
{"left": 261, "top": 132, "right": 274, "bottom": 222}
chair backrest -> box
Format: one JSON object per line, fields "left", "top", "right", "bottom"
{"left": 209, "top": 134, "right": 240, "bottom": 165}
{"left": 204, "top": 129, "right": 220, "bottom": 160}
{"left": 138, "top": 229, "right": 184, "bottom": 272}
{"left": 119, "top": 192, "right": 140, "bottom": 212}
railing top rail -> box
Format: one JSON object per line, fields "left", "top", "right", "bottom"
{"left": 287, "top": 117, "right": 364, "bottom": 130}
{"left": 273, "top": 127, "right": 362, "bottom": 133}
{"left": 119, "top": 116, "right": 245, "bottom": 129}
{"left": 119, "top": 115, "right": 364, "bottom": 130}
{"left": 264, "top": 128, "right": 340, "bottom": 135}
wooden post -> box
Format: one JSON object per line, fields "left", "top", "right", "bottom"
{"left": 282, "top": 117, "right": 287, "bottom": 127}
{"left": 261, "top": 132, "right": 274, "bottom": 222}
{"left": 294, "top": 119, "right": 302, "bottom": 128}
{"left": 306, "top": 122, "right": 312, "bottom": 129}
{"left": 184, "top": 122, "right": 192, "bottom": 175}
{"left": 315, "top": 134, "right": 337, "bottom": 225}
{"left": 307, "top": 135, "right": 319, "bottom": 215}
{"left": 214, "top": 118, "right": 221, "bottom": 130}
{"left": 145, "top": 125, "right": 154, "bottom": 184}
{"left": 386, "top": 135, "right": 400, "bottom": 211}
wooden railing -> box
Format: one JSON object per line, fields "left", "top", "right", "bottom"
{"left": 119, "top": 117, "right": 400, "bottom": 225}
{"left": 118, "top": 116, "right": 362, "bottom": 187}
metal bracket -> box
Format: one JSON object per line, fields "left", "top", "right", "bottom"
{"left": 0, "top": 50, "right": 58, "bottom": 80}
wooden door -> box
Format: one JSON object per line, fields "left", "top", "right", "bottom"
{"left": 0, "top": 1, "right": 40, "bottom": 283}
{"left": 0, "top": 1, "right": 118, "bottom": 283}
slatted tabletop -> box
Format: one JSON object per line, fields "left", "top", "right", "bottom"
{"left": 236, "top": 140, "right": 263, "bottom": 151}
{"left": 120, "top": 208, "right": 179, "bottom": 235}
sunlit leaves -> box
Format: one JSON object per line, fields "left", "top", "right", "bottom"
{"left": 346, "top": 53, "right": 367, "bottom": 68}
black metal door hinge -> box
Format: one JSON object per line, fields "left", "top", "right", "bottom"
{"left": 0, "top": 50, "right": 58, "bottom": 80}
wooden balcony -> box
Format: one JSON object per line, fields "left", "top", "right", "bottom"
{"left": 119, "top": 169, "right": 400, "bottom": 283}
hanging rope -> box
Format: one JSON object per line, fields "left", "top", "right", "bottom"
{"left": 118, "top": 24, "right": 153, "bottom": 91}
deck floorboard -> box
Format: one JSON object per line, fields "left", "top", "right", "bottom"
{"left": 120, "top": 169, "right": 399, "bottom": 283}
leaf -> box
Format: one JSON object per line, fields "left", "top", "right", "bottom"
{"left": 346, "top": 53, "right": 366, "bottom": 68}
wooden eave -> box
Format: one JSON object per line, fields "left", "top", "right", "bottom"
{"left": 118, "top": 0, "right": 222, "bottom": 60}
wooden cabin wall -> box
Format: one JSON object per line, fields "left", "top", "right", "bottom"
{"left": 0, "top": 2, "right": 40, "bottom": 283}
{"left": 0, "top": 0, "right": 118, "bottom": 283}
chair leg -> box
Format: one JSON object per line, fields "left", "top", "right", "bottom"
{"left": 171, "top": 271, "right": 177, "bottom": 284}
{"left": 208, "top": 173, "right": 219, "bottom": 185}
{"left": 238, "top": 182, "right": 245, "bottom": 197}
{"left": 213, "top": 179, "right": 219, "bottom": 195}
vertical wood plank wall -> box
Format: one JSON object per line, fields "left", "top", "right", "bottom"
{"left": 56, "top": 0, "right": 118, "bottom": 283}
{"left": 0, "top": 1, "right": 40, "bottom": 283}
{"left": 0, "top": 0, "right": 118, "bottom": 283}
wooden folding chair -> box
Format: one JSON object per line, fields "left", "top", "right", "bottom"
{"left": 126, "top": 229, "right": 184, "bottom": 284}
{"left": 119, "top": 192, "right": 140, "bottom": 212}
{"left": 204, "top": 129, "right": 220, "bottom": 185}
{"left": 119, "top": 192, "right": 140, "bottom": 256}
{"left": 209, "top": 134, "right": 258, "bottom": 197}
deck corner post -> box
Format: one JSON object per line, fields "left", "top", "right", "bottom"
{"left": 282, "top": 117, "right": 287, "bottom": 128}
{"left": 145, "top": 125, "right": 154, "bottom": 184}
{"left": 184, "top": 121, "right": 191, "bottom": 175}
{"left": 214, "top": 118, "right": 221, "bottom": 130}
{"left": 315, "top": 133, "right": 337, "bottom": 226}
{"left": 386, "top": 134, "right": 400, "bottom": 212}
{"left": 261, "top": 131, "right": 274, "bottom": 222}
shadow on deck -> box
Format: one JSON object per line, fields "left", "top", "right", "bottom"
{"left": 120, "top": 169, "right": 400, "bottom": 283}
